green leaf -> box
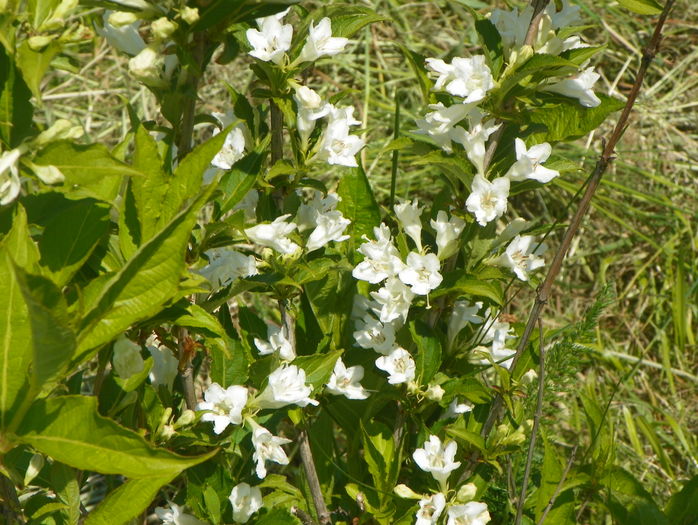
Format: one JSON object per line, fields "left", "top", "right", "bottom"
{"left": 0, "top": 44, "right": 34, "bottom": 147}
{"left": 361, "top": 420, "right": 397, "bottom": 493}
{"left": 84, "top": 474, "right": 177, "bottom": 525}
{"left": 15, "top": 40, "right": 60, "bottom": 101}
{"left": 445, "top": 426, "right": 486, "bottom": 452}
{"left": 337, "top": 166, "right": 381, "bottom": 246}
{"left": 74, "top": 188, "right": 214, "bottom": 365}
{"left": 294, "top": 349, "right": 341, "bottom": 389}
{"left": 408, "top": 320, "right": 442, "bottom": 385}
{"left": 211, "top": 303, "right": 249, "bottom": 385}
{"left": 173, "top": 303, "right": 230, "bottom": 358}
{"left": 617, "top": 0, "right": 663, "bottom": 15}
{"left": 16, "top": 395, "right": 216, "bottom": 477}
{"left": 665, "top": 475, "right": 698, "bottom": 525}
{"left": 219, "top": 150, "right": 265, "bottom": 214}
{"left": 314, "top": 5, "right": 387, "bottom": 38}
{"left": 599, "top": 467, "right": 669, "bottom": 525}
{"left": 474, "top": 18, "right": 504, "bottom": 77}
{"left": 0, "top": 203, "right": 40, "bottom": 271}
{"left": 431, "top": 272, "right": 503, "bottom": 305}
{"left": 34, "top": 142, "right": 143, "bottom": 203}
{"left": 535, "top": 439, "right": 576, "bottom": 524}
{"left": 38, "top": 198, "right": 110, "bottom": 286}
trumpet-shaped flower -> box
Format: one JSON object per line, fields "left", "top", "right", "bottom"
{"left": 394, "top": 199, "right": 424, "bottom": 251}
{"left": 154, "top": 502, "right": 207, "bottom": 525}
{"left": 299, "top": 17, "right": 349, "bottom": 62}
{"left": 294, "top": 86, "right": 330, "bottom": 144}
{"left": 0, "top": 148, "right": 21, "bottom": 206}
{"left": 375, "top": 346, "right": 416, "bottom": 385}
{"left": 371, "top": 277, "right": 415, "bottom": 324}
{"left": 255, "top": 365, "right": 318, "bottom": 409}
{"left": 353, "top": 225, "right": 405, "bottom": 284}
{"left": 211, "top": 126, "right": 246, "bottom": 170}
{"left": 416, "top": 493, "right": 446, "bottom": 525}
{"left": 325, "top": 358, "right": 369, "bottom": 399}
{"left": 147, "top": 342, "right": 178, "bottom": 391}
{"left": 431, "top": 211, "right": 466, "bottom": 260}
{"left": 245, "top": 214, "right": 300, "bottom": 255}
{"left": 306, "top": 210, "right": 351, "bottom": 251}
{"left": 545, "top": 67, "right": 602, "bottom": 108}
{"left": 353, "top": 315, "right": 397, "bottom": 354}
{"left": 447, "top": 300, "right": 484, "bottom": 346}
{"left": 296, "top": 190, "right": 340, "bottom": 231}
{"left": 415, "top": 102, "right": 471, "bottom": 153}
{"left": 198, "top": 248, "right": 258, "bottom": 289}
{"left": 317, "top": 109, "right": 364, "bottom": 167}
{"left": 254, "top": 325, "right": 295, "bottom": 362}
{"left": 466, "top": 175, "right": 510, "bottom": 227}
{"left": 398, "top": 252, "right": 443, "bottom": 295}
{"left": 505, "top": 138, "right": 559, "bottom": 183}
{"left": 546, "top": 0, "right": 582, "bottom": 29}
{"left": 426, "top": 56, "right": 494, "bottom": 103}
{"left": 96, "top": 11, "right": 145, "bottom": 56}
{"left": 446, "top": 502, "right": 491, "bottom": 525}
{"left": 498, "top": 235, "right": 546, "bottom": 281}
{"left": 246, "top": 10, "right": 293, "bottom": 65}
{"left": 453, "top": 114, "right": 500, "bottom": 176}
{"left": 489, "top": 7, "right": 531, "bottom": 50}
{"left": 229, "top": 483, "right": 263, "bottom": 523}
{"left": 197, "top": 383, "right": 248, "bottom": 434}
{"left": 413, "top": 435, "right": 461, "bottom": 484}
{"left": 251, "top": 425, "right": 291, "bottom": 478}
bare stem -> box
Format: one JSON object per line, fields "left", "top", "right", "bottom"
{"left": 537, "top": 445, "right": 578, "bottom": 525}
{"left": 176, "top": 32, "right": 206, "bottom": 158}
{"left": 178, "top": 327, "right": 197, "bottom": 410}
{"left": 299, "top": 429, "right": 332, "bottom": 525}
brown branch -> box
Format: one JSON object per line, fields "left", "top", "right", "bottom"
{"left": 299, "top": 429, "right": 332, "bottom": 525}
{"left": 177, "top": 328, "right": 197, "bottom": 410}
{"left": 479, "top": 0, "right": 676, "bottom": 444}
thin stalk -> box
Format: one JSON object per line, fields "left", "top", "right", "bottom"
{"left": 537, "top": 445, "right": 578, "bottom": 525}
{"left": 299, "top": 429, "right": 332, "bottom": 525}
{"left": 389, "top": 88, "right": 400, "bottom": 209}
{"left": 178, "top": 327, "right": 197, "bottom": 410}
{"left": 479, "top": 0, "right": 676, "bottom": 445}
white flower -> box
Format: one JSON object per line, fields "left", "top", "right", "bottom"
{"left": 448, "top": 301, "right": 483, "bottom": 346}
{"left": 398, "top": 252, "right": 443, "bottom": 295}
{"left": 431, "top": 211, "right": 466, "bottom": 260}
{"left": 453, "top": 112, "right": 500, "bottom": 175}
{"left": 246, "top": 10, "right": 293, "bottom": 65}
{"left": 128, "top": 45, "right": 167, "bottom": 87}
{"left": 498, "top": 234, "right": 546, "bottom": 281}
{"left": 546, "top": 0, "right": 582, "bottom": 29}
{"left": 325, "top": 358, "right": 369, "bottom": 400}
{"left": 180, "top": 7, "right": 199, "bottom": 25}
{"left": 299, "top": 17, "right": 349, "bottom": 62}
{"left": 28, "top": 163, "right": 64, "bottom": 184}
{"left": 412, "top": 435, "right": 461, "bottom": 484}
{"left": 196, "top": 383, "right": 248, "bottom": 434}
{"left": 154, "top": 502, "right": 207, "bottom": 525}
{"left": 0, "top": 148, "right": 21, "bottom": 206}
{"left": 489, "top": 7, "right": 531, "bottom": 50}
{"left": 234, "top": 189, "right": 259, "bottom": 223}
{"left": 211, "top": 126, "right": 246, "bottom": 170}
{"left": 426, "top": 56, "right": 494, "bottom": 103}
{"left": 151, "top": 17, "right": 177, "bottom": 40}
{"left": 477, "top": 317, "right": 516, "bottom": 369}
{"left": 394, "top": 199, "right": 424, "bottom": 251}
{"left": 306, "top": 210, "right": 351, "bottom": 251}
{"left": 425, "top": 384, "right": 445, "bottom": 402}
{"left": 198, "top": 248, "right": 258, "bottom": 288}
{"left": 375, "top": 346, "right": 415, "bottom": 385}
{"left": 251, "top": 426, "right": 291, "bottom": 478}
{"left": 505, "top": 138, "right": 559, "bottom": 183}
{"left": 229, "top": 483, "right": 263, "bottom": 523}
{"left": 465, "top": 175, "right": 510, "bottom": 227}
{"left": 147, "top": 342, "right": 179, "bottom": 391}
{"left": 353, "top": 224, "right": 405, "bottom": 284}
{"left": 446, "top": 502, "right": 491, "bottom": 525}
{"left": 112, "top": 336, "right": 144, "bottom": 379}
{"left": 254, "top": 325, "right": 295, "bottom": 362}
{"left": 294, "top": 86, "right": 330, "bottom": 144}
{"left": 317, "top": 110, "right": 364, "bottom": 167}
{"left": 442, "top": 398, "right": 474, "bottom": 420}
{"left": 296, "top": 190, "right": 340, "bottom": 231}
{"left": 545, "top": 67, "right": 602, "bottom": 108}
{"left": 416, "top": 493, "right": 446, "bottom": 525}
{"left": 245, "top": 214, "right": 300, "bottom": 255}
{"left": 415, "top": 102, "right": 471, "bottom": 153}
{"left": 353, "top": 315, "right": 397, "bottom": 354}
{"left": 371, "top": 277, "right": 415, "bottom": 324}
{"left": 96, "top": 11, "right": 145, "bottom": 56}
{"left": 255, "top": 365, "right": 318, "bottom": 409}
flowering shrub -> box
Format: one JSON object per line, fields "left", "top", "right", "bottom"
{"left": 0, "top": 0, "right": 684, "bottom": 524}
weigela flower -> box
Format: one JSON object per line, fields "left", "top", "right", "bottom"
{"left": 371, "top": 277, "right": 415, "bottom": 324}
{"left": 306, "top": 210, "right": 351, "bottom": 251}
{"left": 442, "top": 398, "right": 474, "bottom": 420}
{"left": 251, "top": 425, "right": 291, "bottom": 478}
{"left": 146, "top": 341, "right": 178, "bottom": 391}
{"left": 431, "top": 210, "right": 466, "bottom": 260}
{"left": 477, "top": 317, "right": 516, "bottom": 369}
{"left": 412, "top": 435, "right": 461, "bottom": 484}
{"left": 128, "top": 45, "right": 167, "bottom": 87}
{"left": 489, "top": 6, "right": 531, "bottom": 50}
{"left": 448, "top": 300, "right": 484, "bottom": 346}
{"left": 353, "top": 315, "right": 397, "bottom": 354}
{"left": 254, "top": 325, "right": 295, "bottom": 362}
{"left": 317, "top": 107, "right": 364, "bottom": 167}
{"left": 246, "top": 10, "right": 293, "bottom": 65}
{"left": 211, "top": 128, "right": 246, "bottom": 170}
{"left": 255, "top": 365, "right": 318, "bottom": 409}
{"left": 498, "top": 235, "right": 546, "bottom": 281}
{"left": 465, "top": 175, "right": 510, "bottom": 227}
{"left": 505, "top": 138, "right": 559, "bottom": 183}
{"left": 446, "top": 502, "right": 491, "bottom": 525}
{"left": 296, "top": 190, "right": 340, "bottom": 231}
{"left": 0, "top": 148, "right": 22, "bottom": 206}
{"left": 196, "top": 383, "right": 248, "bottom": 434}
{"left": 97, "top": 11, "right": 145, "bottom": 56}
{"left": 415, "top": 102, "right": 471, "bottom": 153}
{"left": 229, "top": 483, "right": 263, "bottom": 523}
{"left": 299, "top": 17, "right": 349, "bottom": 62}
{"left": 180, "top": 7, "right": 199, "bottom": 25}
{"left": 545, "top": 67, "right": 602, "bottom": 108}
{"left": 154, "top": 502, "right": 207, "bottom": 525}
{"left": 453, "top": 112, "right": 500, "bottom": 175}
{"left": 416, "top": 493, "right": 446, "bottom": 525}
{"left": 294, "top": 86, "right": 331, "bottom": 145}
{"left": 426, "top": 56, "right": 494, "bottom": 103}
{"left": 398, "top": 252, "right": 443, "bottom": 295}
{"left": 325, "top": 358, "right": 369, "bottom": 399}
{"left": 245, "top": 214, "right": 300, "bottom": 255}
{"left": 546, "top": 0, "right": 582, "bottom": 29}
{"left": 394, "top": 199, "right": 424, "bottom": 251}
{"left": 375, "top": 346, "right": 416, "bottom": 385}
{"left": 112, "top": 336, "right": 144, "bottom": 379}
{"left": 198, "top": 248, "right": 258, "bottom": 289}
{"left": 353, "top": 224, "right": 406, "bottom": 284}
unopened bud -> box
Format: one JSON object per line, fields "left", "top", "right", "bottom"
{"left": 35, "top": 119, "right": 83, "bottom": 145}
{"left": 180, "top": 6, "right": 199, "bottom": 25}
{"left": 174, "top": 409, "right": 196, "bottom": 428}
{"left": 29, "top": 162, "right": 65, "bottom": 184}
{"left": 151, "top": 17, "right": 177, "bottom": 40}
{"left": 425, "top": 384, "right": 445, "bottom": 402}
{"left": 28, "top": 35, "right": 56, "bottom": 50}
{"left": 521, "top": 369, "right": 538, "bottom": 385}
{"left": 393, "top": 484, "right": 422, "bottom": 500}
{"left": 24, "top": 454, "right": 45, "bottom": 486}
{"left": 108, "top": 11, "right": 139, "bottom": 27}
{"left": 455, "top": 483, "right": 477, "bottom": 503}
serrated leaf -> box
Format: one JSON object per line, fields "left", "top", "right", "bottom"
{"left": 408, "top": 320, "right": 442, "bottom": 385}
{"left": 618, "top": 0, "right": 663, "bottom": 15}
{"left": 361, "top": 420, "right": 396, "bottom": 492}
{"left": 219, "top": 149, "right": 265, "bottom": 215}
{"left": 16, "top": 395, "right": 216, "bottom": 477}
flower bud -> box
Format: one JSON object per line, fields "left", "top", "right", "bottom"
{"left": 28, "top": 162, "right": 65, "bottom": 185}
{"left": 455, "top": 483, "right": 478, "bottom": 503}
{"left": 28, "top": 35, "right": 56, "bottom": 51}
{"left": 180, "top": 6, "right": 199, "bottom": 25}
{"left": 174, "top": 409, "right": 196, "bottom": 428}
{"left": 521, "top": 369, "right": 538, "bottom": 385}
{"left": 425, "top": 384, "right": 445, "bottom": 402}
{"left": 24, "top": 454, "right": 45, "bottom": 486}
{"left": 108, "top": 11, "right": 139, "bottom": 27}
{"left": 35, "top": 119, "right": 84, "bottom": 146}
{"left": 1, "top": 148, "right": 22, "bottom": 206}
{"left": 151, "top": 17, "right": 177, "bottom": 40}
{"left": 393, "top": 484, "right": 423, "bottom": 500}
{"left": 128, "top": 45, "right": 166, "bottom": 87}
